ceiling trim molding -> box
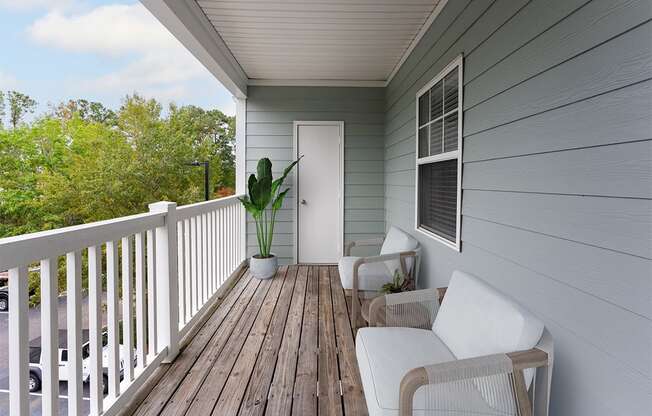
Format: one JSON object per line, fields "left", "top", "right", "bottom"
{"left": 248, "top": 79, "right": 386, "bottom": 88}
{"left": 141, "top": 0, "right": 248, "bottom": 98}
{"left": 385, "top": 0, "right": 449, "bottom": 86}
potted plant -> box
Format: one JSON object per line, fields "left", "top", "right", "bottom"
{"left": 380, "top": 270, "right": 415, "bottom": 294}
{"left": 239, "top": 157, "right": 300, "bottom": 279}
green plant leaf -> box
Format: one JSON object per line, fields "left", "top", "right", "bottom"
{"left": 255, "top": 175, "right": 272, "bottom": 210}
{"left": 247, "top": 173, "right": 260, "bottom": 205}
{"left": 256, "top": 158, "right": 272, "bottom": 183}
{"left": 271, "top": 188, "right": 290, "bottom": 211}
{"left": 238, "top": 196, "right": 260, "bottom": 218}
{"left": 271, "top": 156, "right": 302, "bottom": 195}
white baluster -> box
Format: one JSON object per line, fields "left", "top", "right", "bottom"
{"left": 8, "top": 266, "right": 29, "bottom": 416}
{"left": 212, "top": 210, "right": 218, "bottom": 292}
{"left": 228, "top": 204, "right": 234, "bottom": 273}
{"left": 66, "top": 251, "right": 83, "bottom": 414}
{"left": 146, "top": 229, "right": 157, "bottom": 356}
{"left": 88, "top": 246, "right": 103, "bottom": 415}
{"left": 207, "top": 211, "right": 213, "bottom": 296}
{"left": 40, "top": 258, "right": 59, "bottom": 416}
{"left": 106, "top": 241, "right": 120, "bottom": 398}
{"left": 183, "top": 219, "right": 191, "bottom": 322}
{"left": 177, "top": 221, "right": 185, "bottom": 326}
{"left": 190, "top": 216, "right": 198, "bottom": 314}
{"left": 239, "top": 204, "right": 246, "bottom": 264}
{"left": 202, "top": 213, "right": 208, "bottom": 303}
{"left": 135, "top": 232, "right": 147, "bottom": 369}
{"left": 220, "top": 207, "right": 225, "bottom": 284}
{"left": 121, "top": 236, "right": 134, "bottom": 382}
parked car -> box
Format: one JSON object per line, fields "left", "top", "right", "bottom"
{"left": 0, "top": 286, "right": 7, "bottom": 312}
{"left": 0, "top": 284, "right": 36, "bottom": 312}
{"left": 28, "top": 329, "right": 135, "bottom": 394}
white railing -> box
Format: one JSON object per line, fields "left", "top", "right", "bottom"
{"left": 0, "top": 195, "right": 245, "bottom": 416}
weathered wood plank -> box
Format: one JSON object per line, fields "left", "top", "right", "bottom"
{"left": 330, "top": 266, "right": 367, "bottom": 416}
{"left": 239, "top": 267, "right": 299, "bottom": 416}
{"left": 318, "top": 266, "right": 344, "bottom": 416}
{"left": 265, "top": 265, "right": 308, "bottom": 415}
{"left": 212, "top": 267, "right": 288, "bottom": 415}
{"left": 159, "top": 276, "right": 263, "bottom": 415}
{"left": 133, "top": 269, "right": 252, "bottom": 416}
{"left": 292, "top": 265, "right": 319, "bottom": 416}
{"left": 345, "top": 292, "right": 366, "bottom": 334}
{"left": 184, "top": 277, "right": 274, "bottom": 415}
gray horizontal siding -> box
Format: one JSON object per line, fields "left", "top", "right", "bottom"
{"left": 245, "top": 86, "right": 384, "bottom": 264}
{"left": 384, "top": 1, "right": 652, "bottom": 415}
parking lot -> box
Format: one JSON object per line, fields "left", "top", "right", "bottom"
{"left": 0, "top": 296, "right": 96, "bottom": 416}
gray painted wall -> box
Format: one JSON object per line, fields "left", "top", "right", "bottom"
{"left": 384, "top": 0, "right": 652, "bottom": 415}
{"left": 242, "top": 0, "right": 652, "bottom": 413}
{"left": 245, "top": 86, "right": 385, "bottom": 264}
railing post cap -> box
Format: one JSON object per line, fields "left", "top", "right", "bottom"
{"left": 149, "top": 201, "right": 177, "bottom": 212}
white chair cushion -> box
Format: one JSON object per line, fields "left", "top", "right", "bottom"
{"left": 356, "top": 327, "right": 505, "bottom": 416}
{"left": 338, "top": 256, "right": 393, "bottom": 291}
{"left": 433, "top": 270, "right": 544, "bottom": 387}
{"left": 379, "top": 226, "right": 418, "bottom": 276}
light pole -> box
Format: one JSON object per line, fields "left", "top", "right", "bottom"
{"left": 187, "top": 161, "right": 210, "bottom": 201}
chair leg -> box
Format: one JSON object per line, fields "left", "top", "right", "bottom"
{"left": 351, "top": 288, "right": 360, "bottom": 332}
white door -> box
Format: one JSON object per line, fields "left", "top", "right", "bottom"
{"left": 295, "top": 122, "right": 343, "bottom": 263}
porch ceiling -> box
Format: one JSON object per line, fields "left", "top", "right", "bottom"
{"left": 197, "top": 0, "right": 444, "bottom": 85}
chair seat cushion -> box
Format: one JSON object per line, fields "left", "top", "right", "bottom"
{"left": 338, "top": 256, "right": 392, "bottom": 291}
{"left": 356, "top": 327, "right": 505, "bottom": 416}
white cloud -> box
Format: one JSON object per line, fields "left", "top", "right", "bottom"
{"left": 27, "top": 4, "right": 180, "bottom": 56}
{"left": 77, "top": 53, "right": 206, "bottom": 102}
{"left": 26, "top": 3, "right": 230, "bottom": 110}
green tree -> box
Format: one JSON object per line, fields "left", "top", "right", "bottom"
{"left": 0, "top": 92, "right": 236, "bottom": 304}
{"left": 52, "top": 99, "right": 117, "bottom": 125}
{"left": 8, "top": 91, "right": 37, "bottom": 128}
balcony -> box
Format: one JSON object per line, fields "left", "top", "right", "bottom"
{"left": 1, "top": 196, "right": 247, "bottom": 416}
{"left": 132, "top": 264, "right": 366, "bottom": 416}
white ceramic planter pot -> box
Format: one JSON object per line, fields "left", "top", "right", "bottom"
{"left": 249, "top": 254, "right": 278, "bottom": 279}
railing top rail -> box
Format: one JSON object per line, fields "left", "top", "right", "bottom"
{"left": 0, "top": 211, "right": 165, "bottom": 271}
{"left": 176, "top": 194, "right": 244, "bottom": 221}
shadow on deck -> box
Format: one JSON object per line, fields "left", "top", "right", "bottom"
{"left": 131, "top": 265, "right": 368, "bottom": 416}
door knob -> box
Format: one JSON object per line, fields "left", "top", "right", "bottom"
{"left": 300, "top": 199, "right": 307, "bottom": 205}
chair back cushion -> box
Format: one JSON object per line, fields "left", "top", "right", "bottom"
{"left": 433, "top": 270, "right": 544, "bottom": 367}
{"left": 379, "top": 226, "right": 418, "bottom": 277}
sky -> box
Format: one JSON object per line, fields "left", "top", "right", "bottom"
{"left": 0, "top": 0, "right": 235, "bottom": 119}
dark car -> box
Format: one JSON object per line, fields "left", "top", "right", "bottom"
{"left": 0, "top": 286, "right": 7, "bottom": 312}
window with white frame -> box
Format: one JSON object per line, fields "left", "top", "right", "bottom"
{"left": 415, "top": 55, "right": 463, "bottom": 250}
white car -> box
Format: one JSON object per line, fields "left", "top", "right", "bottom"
{"left": 28, "top": 329, "right": 135, "bottom": 394}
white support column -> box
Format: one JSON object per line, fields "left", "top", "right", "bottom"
{"left": 149, "top": 201, "right": 180, "bottom": 362}
{"left": 235, "top": 96, "right": 247, "bottom": 262}
{"left": 8, "top": 266, "right": 28, "bottom": 416}
{"left": 40, "top": 258, "right": 59, "bottom": 416}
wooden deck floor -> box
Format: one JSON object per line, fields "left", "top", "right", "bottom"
{"left": 133, "top": 265, "right": 368, "bottom": 416}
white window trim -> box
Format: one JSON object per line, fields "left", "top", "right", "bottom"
{"left": 414, "top": 54, "right": 463, "bottom": 252}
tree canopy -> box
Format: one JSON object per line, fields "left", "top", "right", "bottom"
{"left": 0, "top": 92, "right": 236, "bottom": 238}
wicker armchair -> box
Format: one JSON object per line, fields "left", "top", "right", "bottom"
{"left": 355, "top": 271, "right": 554, "bottom": 416}
{"left": 338, "top": 226, "right": 421, "bottom": 330}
